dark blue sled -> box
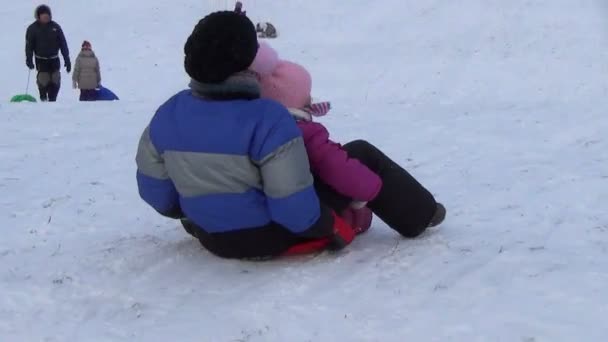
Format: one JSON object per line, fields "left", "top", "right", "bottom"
{"left": 96, "top": 86, "right": 119, "bottom": 101}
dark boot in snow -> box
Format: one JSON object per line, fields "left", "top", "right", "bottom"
{"left": 37, "top": 72, "right": 49, "bottom": 101}
{"left": 47, "top": 71, "right": 61, "bottom": 102}
{"left": 427, "top": 202, "right": 446, "bottom": 227}
{"left": 39, "top": 88, "right": 48, "bottom": 102}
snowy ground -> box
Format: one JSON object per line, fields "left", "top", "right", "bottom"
{"left": 2, "top": 0, "right": 608, "bottom": 341}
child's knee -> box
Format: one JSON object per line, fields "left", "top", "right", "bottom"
{"left": 37, "top": 72, "right": 51, "bottom": 87}
{"left": 343, "top": 140, "right": 375, "bottom": 158}
{"left": 344, "top": 139, "right": 372, "bottom": 150}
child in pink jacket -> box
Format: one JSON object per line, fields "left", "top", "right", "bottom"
{"left": 251, "top": 42, "right": 446, "bottom": 238}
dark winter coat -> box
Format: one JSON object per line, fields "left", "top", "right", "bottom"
{"left": 136, "top": 72, "right": 335, "bottom": 259}
{"left": 25, "top": 21, "right": 70, "bottom": 66}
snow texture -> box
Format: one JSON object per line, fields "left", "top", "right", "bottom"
{"left": 1, "top": 0, "right": 608, "bottom": 341}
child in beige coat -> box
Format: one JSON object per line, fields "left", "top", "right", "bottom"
{"left": 72, "top": 40, "right": 101, "bottom": 101}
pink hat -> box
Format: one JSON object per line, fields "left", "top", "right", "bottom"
{"left": 250, "top": 42, "right": 312, "bottom": 109}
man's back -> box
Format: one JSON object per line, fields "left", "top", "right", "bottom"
{"left": 138, "top": 90, "right": 321, "bottom": 234}
{"left": 136, "top": 11, "right": 346, "bottom": 259}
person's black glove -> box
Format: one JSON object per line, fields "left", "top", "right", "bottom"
{"left": 26, "top": 59, "right": 35, "bottom": 70}
{"left": 65, "top": 60, "right": 71, "bottom": 73}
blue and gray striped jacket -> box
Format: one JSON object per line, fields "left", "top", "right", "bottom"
{"left": 136, "top": 90, "right": 321, "bottom": 234}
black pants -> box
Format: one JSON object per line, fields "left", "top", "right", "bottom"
{"left": 315, "top": 140, "right": 437, "bottom": 238}
{"left": 80, "top": 89, "right": 97, "bottom": 101}
{"left": 181, "top": 205, "right": 335, "bottom": 259}
{"left": 35, "top": 57, "right": 61, "bottom": 102}
{"left": 181, "top": 140, "right": 436, "bottom": 258}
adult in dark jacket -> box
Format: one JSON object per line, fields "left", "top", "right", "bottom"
{"left": 25, "top": 5, "right": 71, "bottom": 102}
{"left": 135, "top": 11, "right": 355, "bottom": 259}
{"left": 234, "top": 1, "right": 246, "bottom": 15}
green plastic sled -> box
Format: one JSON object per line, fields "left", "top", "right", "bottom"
{"left": 10, "top": 94, "right": 37, "bottom": 103}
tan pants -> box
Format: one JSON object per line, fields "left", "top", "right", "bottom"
{"left": 36, "top": 71, "right": 61, "bottom": 101}
{"left": 37, "top": 71, "right": 61, "bottom": 87}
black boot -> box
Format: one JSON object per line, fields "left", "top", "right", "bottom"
{"left": 343, "top": 140, "right": 438, "bottom": 238}
{"left": 39, "top": 90, "right": 48, "bottom": 102}
{"left": 37, "top": 71, "right": 49, "bottom": 102}
{"left": 47, "top": 84, "right": 59, "bottom": 102}
{"left": 47, "top": 73, "right": 61, "bottom": 102}
{"left": 428, "top": 203, "right": 446, "bottom": 227}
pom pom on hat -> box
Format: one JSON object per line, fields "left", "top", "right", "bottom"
{"left": 252, "top": 42, "right": 321, "bottom": 111}
{"left": 250, "top": 42, "right": 279, "bottom": 76}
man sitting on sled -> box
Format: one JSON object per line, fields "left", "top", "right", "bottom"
{"left": 135, "top": 11, "right": 354, "bottom": 260}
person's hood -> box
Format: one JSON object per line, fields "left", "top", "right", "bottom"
{"left": 35, "top": 5, "right": 52, "bottom": 20}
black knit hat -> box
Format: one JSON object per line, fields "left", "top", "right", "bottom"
{"left": 35, "top": 5, "right": 52, "bottom": 19}
{"left": 184, "top": 11, "right": 258, "bottom": 83}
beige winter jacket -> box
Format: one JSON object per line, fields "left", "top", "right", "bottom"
{"left": 72, "top": 51, "right": 101, "bottom": 90}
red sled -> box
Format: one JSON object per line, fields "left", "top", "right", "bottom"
{"left": 282, "top": 212, "right": 356, "bottom": 256}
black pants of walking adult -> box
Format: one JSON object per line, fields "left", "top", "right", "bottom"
{"left": 315, "top": 140, "right": 437, "bottom": 238}
{"left": 35, "top": 57, "right": 61, "bottom": 102}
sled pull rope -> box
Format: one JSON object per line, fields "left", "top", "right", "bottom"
{"left": 26, "top": 69, "right": 32, "bottom": 95}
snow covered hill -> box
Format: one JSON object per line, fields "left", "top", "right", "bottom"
{"left": 2, "top": 0, "right": 608, "bottom": 341}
